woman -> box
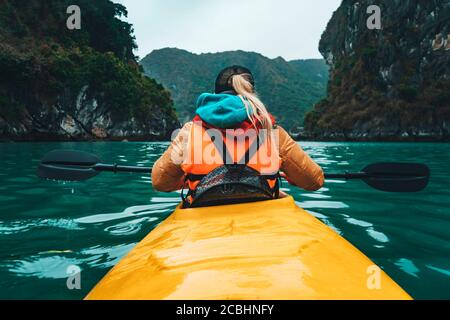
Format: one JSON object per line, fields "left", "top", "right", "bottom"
{"left": 152, "top": 66, "right": 324, "bottom": 207}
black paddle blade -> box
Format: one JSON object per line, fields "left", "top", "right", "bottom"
{"left": 37, "top": 150, "right": 101, "bottom": 181}
{"left": 37, "top": 164, "right": 99, "bottom": 181}
{"left": 362, "top": 163, "right": 430, "bottom": 192}
{"left": 41, "top": 150, "right": 101, "bottom": 166}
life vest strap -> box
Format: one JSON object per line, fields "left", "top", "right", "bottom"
{"left": 186, "top": 173, "right": 207, "bottom": 182}
{"left": 181, "top": 175, "right": 195, "bottom": 207}
{"left": 186, "top": 172, "right": 279, "bottom": 182}
{"left": 205, "top": 129, "right": 233, "bottom": 165}
{"left": 241, "top": 130, "right": 264, "bottom": 165}
{"left": 203, "top": 125, "right": 267, "bottom": 165}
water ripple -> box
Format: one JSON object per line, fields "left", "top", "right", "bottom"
{"left": 395, "top": 258, "right": 420, "bottom": 278}
{"left": 75, "top": 202, "right": 176, "bottom": 224}
{"left": 0, "top": 218, "right": 83, "bottom": 235}
{"left": 104, "top": 217, "right": 158, "bottom": 235}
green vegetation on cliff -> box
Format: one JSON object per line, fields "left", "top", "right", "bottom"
{"left": 0, "top": 0, "right": 178, "bottom": 140}
{"left": 140, "top": 48, "right": 328, "bottom": 130}
{"left": 305, "top": 0, "right": 450, "bottom": 140}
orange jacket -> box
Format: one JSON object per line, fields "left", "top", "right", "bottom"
{"left": 152, "top": 122, "right": 324, "bottom": 193}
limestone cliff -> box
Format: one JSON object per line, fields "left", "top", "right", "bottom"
{"left": 0, "top": 0, "right": 178, "bottom": 141}
{"left": 305, "top": 0, "right": 450, "bottom": 140}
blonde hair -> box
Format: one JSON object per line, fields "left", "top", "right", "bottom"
{"left": 231, "top": 74, "right": 273, "bottom": 133}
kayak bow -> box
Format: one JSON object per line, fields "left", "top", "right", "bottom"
{"left": 86, "top": 196, "right": 411, "bottom": 300}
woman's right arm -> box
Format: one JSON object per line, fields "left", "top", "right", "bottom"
{"left": 152, "top": 122, "right": 192, "bottom": 192}
{"left": 277, "top": 126, "right": 324, "bottom": 191}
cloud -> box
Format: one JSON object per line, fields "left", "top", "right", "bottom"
{"left": 116, "top": 0, "right": 341, "bottom": 60}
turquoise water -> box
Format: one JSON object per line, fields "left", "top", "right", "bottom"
{"left": 0, "top": 142, "right": 449, "bottom": 299}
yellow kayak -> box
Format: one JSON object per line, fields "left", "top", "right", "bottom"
{"left": 86, "top": 196, "right": 411, "bottom": 300}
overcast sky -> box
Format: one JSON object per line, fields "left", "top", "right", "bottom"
{"left": 115, "top": 0, "right": 342, "bottom": 61}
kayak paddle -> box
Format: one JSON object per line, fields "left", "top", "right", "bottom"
{"left": 37, "top": 150, "right": 151, "bottom": 181}
{"left": 37, "top": 150, "right": 430, "bottom": 192}
{"left": 326, "top": 163, "right": 430, "bottom": 192}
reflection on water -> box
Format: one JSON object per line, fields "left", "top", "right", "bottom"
{"left": 0, "top": 141, "right": 449, "bottom": 299}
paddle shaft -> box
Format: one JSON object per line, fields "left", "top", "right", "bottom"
{"left": 93, "top": 164, "right": 369, "bottom": 180}
{"left": 325, "top": 173, "right": 368, "bottom": 179}
{"left": 94, "top": 164, "right": 152, "bottom": 174}
{"left": 75, "top": 164, "right": 430, "bottom": 184}
{"left": 37, "top": 150, "right": 430, "bottom": 192}
{"left": 325, "top": 172, "right": 429, "bottom": 179}
{"left": 93, "top": 165, "right": 424, "bottom": 180}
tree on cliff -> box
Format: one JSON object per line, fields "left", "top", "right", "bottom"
{"left": 0, "top": 0, "right": 178, "bottom": 140}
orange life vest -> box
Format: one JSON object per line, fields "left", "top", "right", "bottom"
{"left": 181, "top": 119, "right": 281, "bottom": 205}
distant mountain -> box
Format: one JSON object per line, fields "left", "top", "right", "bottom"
{"left": 140, "top": 48, "right": 328, "bottom": 130}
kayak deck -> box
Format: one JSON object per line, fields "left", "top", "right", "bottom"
{"left": 86, "top": 196, "right": 411, "bottom": 300}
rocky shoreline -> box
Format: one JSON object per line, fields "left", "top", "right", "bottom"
{"left": 295, "top": 129, "right": 450, "bottom": 142}
{"left": 294, "top": 135, "right": 450, "bottom": 143}
{"left": 0, "top": 85, "right": 179, "bottom": 142}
